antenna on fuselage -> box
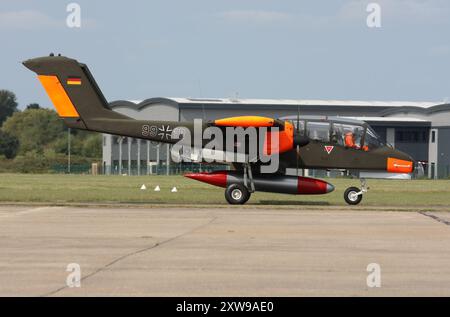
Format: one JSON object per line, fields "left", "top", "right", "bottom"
{"left": 197, "top": 80, "right": 207, "bottom": 121}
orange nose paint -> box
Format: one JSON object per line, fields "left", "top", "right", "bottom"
{"left": 387, "top": 157, "right": 413, "bottom": 173}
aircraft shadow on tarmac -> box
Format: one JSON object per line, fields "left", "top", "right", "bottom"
{"left": 255, "top": 200, "right": 330, "bottom": 206}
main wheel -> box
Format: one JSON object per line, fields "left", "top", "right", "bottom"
{"left": 344, "top": 186, "right": 363, "bottom": 205}
{"left": 225, "top": 184, "right": 251, "bottom": 205}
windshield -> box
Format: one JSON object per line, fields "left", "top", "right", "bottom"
{"left": 290, "top": 119, "right": 306, "bottom": 136}
{"left": 331, "top": 122, "right": 384, "bottom": 151}
{"left": 364, "top": 126, "right": 385, "bottom": 150}
{"left": 302, "top": 120, "right": 385, "bottom": 151}
{"left": 331, "top": 123, "right": 364, "bottom": 149}
{"left": 306, "top": 121, "right": 330, "bottom": 142}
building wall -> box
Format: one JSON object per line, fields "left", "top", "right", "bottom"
{"left": 380, "top": 107, "right": 450, "bottom": 178}
{"left": 437, "top": 127, "right": 450, "bottom": 178}
{"left": 394, "top": 127, "right": 429, "bottom": 162}
{"left": 107, "top": 135, "right": 170, "bottom": 175}
{"left": 350, "top": 124, "right": 430, "bottom": 162}
{"left": 103, "top": 100, "right": 179, "bottom": 174}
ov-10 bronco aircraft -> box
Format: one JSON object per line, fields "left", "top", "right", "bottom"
{"left": 23, "top": 55, "right": 414, "bottom": 205}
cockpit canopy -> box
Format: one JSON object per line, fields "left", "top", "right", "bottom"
{"left": 284, "top": 116, "right": 386, "bottom": 151}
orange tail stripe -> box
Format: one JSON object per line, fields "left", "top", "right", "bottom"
{"left": 37, "top": 75, "right": 79, "bottom": 118}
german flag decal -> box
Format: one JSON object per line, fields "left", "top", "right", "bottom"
{"left": 67, "top": 77, "right": 81, "bottom": 85}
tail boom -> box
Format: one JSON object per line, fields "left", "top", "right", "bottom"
{"left": 23, "top": 55, "right": 186, "bottom": 143}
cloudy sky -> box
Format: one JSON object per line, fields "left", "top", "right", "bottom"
{"left": 1, "top": 0, "right": 449, "bottom": 109}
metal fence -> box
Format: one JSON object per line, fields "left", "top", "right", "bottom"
{"left": 51, "top": 164, "right": 92, "bottom": 174}
{"left": 437, "top": 164, "right": 450, "bottom": 179}
{"left": 103, "top": 163, "right": 230, "bottom": 176}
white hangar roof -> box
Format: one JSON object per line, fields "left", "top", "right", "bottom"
{"left": 125, "top": 98, "right": 441, "bottom": 108}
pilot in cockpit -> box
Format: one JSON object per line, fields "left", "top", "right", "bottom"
{"left": 344, "top": 131, "right": 369, "bottom": 151}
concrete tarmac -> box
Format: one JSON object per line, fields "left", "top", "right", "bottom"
{"left": 0, "top": 205, "right": 450, "bottom": 296}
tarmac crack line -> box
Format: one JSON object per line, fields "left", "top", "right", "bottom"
{"left": 419, "top": 212, "right": 450, "bottom": 226}
{"left": 41, "top": 216, "right": 218, "bottom": 297}
{"left": 0, "top": 206, "right": 64, "bottom": 219}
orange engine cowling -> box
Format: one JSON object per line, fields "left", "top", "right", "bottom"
{"left": 213, "top": 116, "right": 295, "bottom": 155}
{"left": 263, "top": 121, "right": 294, "bottom": 155}
{"left": 214, "top": 116, "right": 276, "bottom": 127}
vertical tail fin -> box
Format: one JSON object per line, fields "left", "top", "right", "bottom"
{"left": 23, "top": 55, "right": 128, "bottom": 130}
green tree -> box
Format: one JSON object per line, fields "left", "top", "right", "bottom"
{"left": 2, "top": 108, "right": 65, "bottom": 154}
{"left": 51, "top": 129, "right": 96, "bottom": 156}
{"left": 0, "top": 130, "right": 19, "bottom": 159}
{"left": 26, "top": 103, "right": 40, "bottom": 110}
{"left": 0, "top": 90, "right": 19, "bottom": 126}
{"left": 82, "top": 134, "right": 102, "bottom": 158}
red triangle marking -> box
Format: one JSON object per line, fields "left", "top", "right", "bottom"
{"left": 325, "top": 145, "right": 334, "bottom": 154}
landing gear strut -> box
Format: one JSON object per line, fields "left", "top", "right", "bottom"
{"left": 344, "top": 178, "right": 368, "bottom": 205}
{"left": 225, "top": 161, "right": 254, "bottom": 205}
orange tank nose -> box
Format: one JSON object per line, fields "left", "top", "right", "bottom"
{"left": 387, "top": 157, "right": 414, "bottom": 173}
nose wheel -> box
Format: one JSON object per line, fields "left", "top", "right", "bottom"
{"left": 344, "top": 178, "right": 368, "bottom": 205}
{"left": 344, "top": 187, "right": 363, "bottom": 205}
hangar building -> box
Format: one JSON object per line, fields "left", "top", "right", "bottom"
{"left": 102, "top": 98, "right": 450, "bottom": 179}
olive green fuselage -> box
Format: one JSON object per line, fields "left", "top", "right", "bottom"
{"left": 23, "top": 55, "right": 413, "bottom": 174}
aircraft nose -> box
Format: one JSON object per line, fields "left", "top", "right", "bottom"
{"left": 387, "top": 154, "right": 414, "bottom": 173}
{"left": 384, "top": 148, "right": 414, "bottom": 173}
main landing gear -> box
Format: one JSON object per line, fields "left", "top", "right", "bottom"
{"left": 344, "top": 178, "right": 368, "bottom": 205}
{"left": 225, "top": 183, "right": 251, "bottom": 205}
{"left": 224, "top": 162, "right": 255, "bottom": 205}
{"left": 224, "top": 165, "right": 369, "bottom": 206}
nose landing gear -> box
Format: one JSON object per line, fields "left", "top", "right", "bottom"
{"left": 344, "top": 178, "right": 368, "bottom": 205}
